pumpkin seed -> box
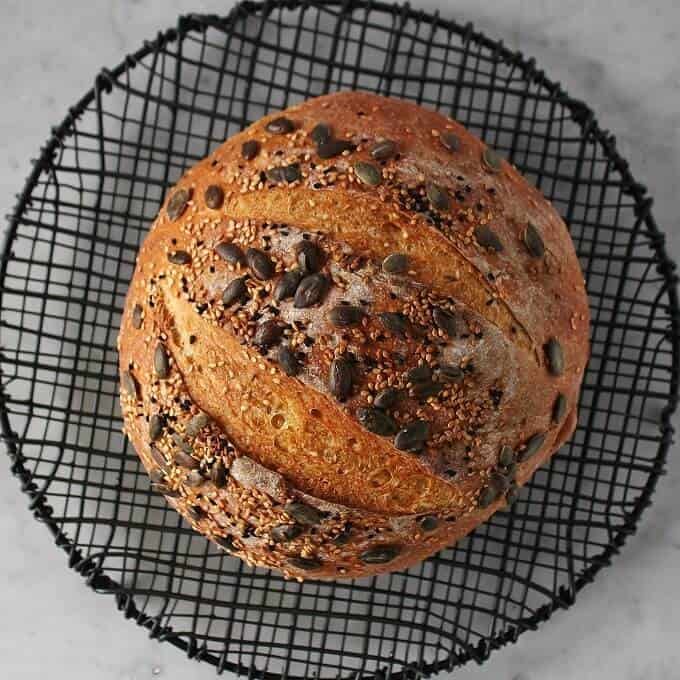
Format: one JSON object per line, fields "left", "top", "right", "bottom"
{"left": 374, "top": 388, "right": 401, "bottom": 410}
{"left": 132, "top": 303, "right": 143, "bottom": 329}
{"left": 356, "top": 407, "right": 398, "bottom": 436}
{"left": 273, "top": 270, "right": 302, "bottom": 301}
{"left": 204, "top": 184, "right": 224, "bottom": 209}
{"left": 523, "top": 221, "right": 545, "bottom": 258}
{"left": 294, "top": 273, "right": 328, "bottom": 308}
{"left": 489, "top": 471, "right": 510, "bottom": 493}
{"left": 149, "top": 445, "right": 167, "bottom": 468}
{"left": 426, "top": 182, "right": 450, "bottom": 211}
{"left": 440, "top": 132, "right": 460, "bottom": 152}
{"left": 173, "top": 450, "right": 199, "bottom": 470}
{"left": 210, "top": 461, "right": 228, "bottom": 488}
{"left": 266, "top": 163, "right": 301, "bottom": 184}
{"left": 370, "top": 139, "right": 397, "bottom": 161}
{"left": 151, "top": 483, "right": 179, "bottom": 498}
{"left": 317, "top": 138, "right": 353, "bottom": 159}
{"left": 215, "top": 241, "right": 245, "bottom": 265}
{"left": 185, "top": 412, "right": 211, "bottom": 438}
{"left": 506, "top": 484, "right": 520, "bottom": 505}
{"left": 498, "top": 445, "right": 515, "bottom": 467}
{"left": 295, "top": 240, "right": 323, "bottom": 273}
{"left": 328, "top": 305, "right": 364, "bottom": 327}
{"left": 241, "top": 140, "right": 260, "bottom": 160}
{"left": 545, "top": 338, "right": 564, "bottom": 376}
{"left": 167, "top": 250, "right": 191, "bottom": 265}
{"left": 432, "top": 307, "right": 459, "bottom": 336}
{"left": 149, "top": 468, "right": 165, "bottom": 484}
{"left": 379, "top": 312, "right": 409, "bottom": 337}
{"left": 214, "top": 535, "right": 235, "bottom": 552}
{"left": 420, "top": 515, "right": 439, "bottom": 532}
{"left": 329, "top": 357, "right": 353, "bottom": 400}
{"left": 288, "top": 556, "right": 322, "bottom": 570}
{"left": 121, "top": 370, "right": 139, "bottom": 398}
{"left": 518, "top": 432, "right": 546, "bottom": 462}
{"left": 185, "top": 470, "right": 205, "bottom": 488}
{"left": 474, "top": 225, "right": 503, "bottom": 252}
{"left": 222, "top": 276, "right": 248, "bottom": 306}
{"left": 284, "top": 502, "right": 324, "bottom": 526}
{"left": 253, "top": 320, "right": 283, "bottom": 348}
{"left": 172, "top": 433, "right": 194, "bottom": 456}
{"left": 149, "top": 414, "right": 163, "bottom": 442}
{"left": 438, "top": 364, "right": 464, "bottom": 383}
{"left": 277, "top": 345, "right": 300, "bottom": 376}
{"left": 382, "top": 253, "right": 408, "bottom": 274}
{"left": 413, "top": 381, "right": 442, "bottom": 401}
{"left": 265, "top": 116, "right": 295, "bottom": 134}
{"left": 154, "top": 343, "right": 170, "bottom": 379}
{"left": 310, "top": 122, "right": 332, "bottom": 146}
{"left": 406, "top": 365, "right": 432, "bottom": 384}
{"left": 478, "top": 485, "right": 499, "bottom": 508}
{"left": 166, "top": 188, "right": 191, "bottom": 220}
{"left": 246, "top": 247, "right": 275, "bottom": 280}
{"left": 360, "top": 545, "right": 401, "bottom": 564}
{"left": 552, "top": 393, "right": 567, "bottom": 423}
{"left": 271, "top": 524, "right": 303, "bottom": 542}
{"left": 354, "top": 161, "right": 381, "bottom": 186}
{"left": 394, "top": 420, "right": 430, "bottom": 452}
{"left": 482, "top": 148, "right": 502, "bottom": 172}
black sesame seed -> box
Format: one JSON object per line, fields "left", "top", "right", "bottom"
{"left": 132, "top": 303, "right": 143, "bottom": 329}
{"left": 523, "top": 221, "right": 545, "bottom": 258}
{"left": 246, "top": 247, "right": 275, "bottom": 280}
{"left": 317, "top": 138, "right": 353, "bottom": 159}
{"left": 241, "top": 139, "right": 260, "bottom": 160}
{"left": 474, "top": 225, "right": 504, "bottom": 252}
{"left": 284, "top": 502, "right": 324, "bottom": 526}
{"left": 294, "top": 273, "right": 328, "bottom": 308}
{"left": 154, "top": 343, "right": 170, "bottom": 379}
{"left": 382, "top": 253, "right": 408, "bottom": 275}
{"left": 253, "top": 320, "right": 283, "bottom": 348}
{"left": 295, "top": 240, "right": 323, "bottom": 273}
{"left": 440, "top": 132, "right": 460, "bottom": 152}
{"left": 278, "top": 345, "right": 300, "bottom": 377}
{"left": 360, "top": 545, "right": 401, "bottom": 564}
{"left": 356, "top": 407, "right": 398, "bottom": 436}
{"left": 222, "top": 276, "right": 248, "bottom": 306}
{"left": 432, "top": 307, "right": 459, "bottom": 337}
{"left": 167, "top": 250, "right": 191, "bottom": 265}
{"left": 328, "top": 305, "right": 364, "bottom": 327}
{"left": 166, "top": 188, "right": 192, "bottom": 221}
{"left": 426, "top": 182, "right": 450, "bottom": 211}
{"left": 553, "top": 393, "right": 568, "bottom": 423}
{"left": 214, "top": 535, "right": 236, "bottom": 552}
{"left": 373, "top": 388, "right": 401, "bottom": 410}
{"left": 489, "top": 389, "right": 503, "bottom": 407}
{"left": 369, "top": 139, "right": 397, "bottom": 161}
{"left": 310, "top": 122, "right": 332, "bottom": 146}
{"left": 265, "top": 116, "right": 295, "bottom": 134}
{"left": 149, "top": 414, "right": 163, "bottom": 442}
{"left": 204, "top": 184, "right": 224, "bottom": 210}
{"left": 329, "top": 357, "right": 353, "bottom": 400}
{"left": 545, "top": 338, "right": 564, "bottom": 376}
{"left": 273, "top": 271, "right": 302, "bottom": 301}
{"left": 394, "top": 420, "right": 430, "bottom": 452}
{"left": 353, "top": 161, "right": 381, "bottom": 186}
{"left": 420, "top": 515, "right": 439, "bottom": 532}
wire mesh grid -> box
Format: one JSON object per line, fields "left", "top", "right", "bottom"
{"left": 1, "top": 1, "right": 678, "bottom": 677}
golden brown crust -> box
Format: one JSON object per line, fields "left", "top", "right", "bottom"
{"left": 118, "top": 91, "right": 589, "bottom": 580}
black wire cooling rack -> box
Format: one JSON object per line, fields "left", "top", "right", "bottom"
{"left": 1, "top": 1, "right": 678, "bottom": 678}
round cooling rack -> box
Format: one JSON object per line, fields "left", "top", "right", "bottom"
{"left": 1, "top": 2, "right": 678, "bottom": 678}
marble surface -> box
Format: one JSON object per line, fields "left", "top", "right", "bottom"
{"left": 1, "top": 1, "right": 679, "bottom": 679}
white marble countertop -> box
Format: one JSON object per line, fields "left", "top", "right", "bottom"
{"left": 1, "top": 1, "right": 679, "bottom": 679}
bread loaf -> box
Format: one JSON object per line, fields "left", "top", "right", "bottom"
{"left": 118, "top": 92, "right": 589, "bottom": 580}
